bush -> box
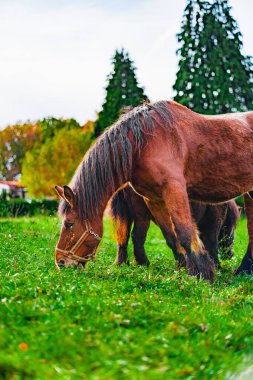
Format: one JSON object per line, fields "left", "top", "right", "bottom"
{"left": 0, "top": 195, "right": 245, "bottom": 218}
{"left": 0, "top": 197, "right": 58, "bottom": 217}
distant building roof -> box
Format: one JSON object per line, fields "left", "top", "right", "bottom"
{"left": 0, "top": 181, "right": 25, "bottom": 189}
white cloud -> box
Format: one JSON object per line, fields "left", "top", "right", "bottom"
{"left": 0, "top": 0, "right": 252, "bottom": 128}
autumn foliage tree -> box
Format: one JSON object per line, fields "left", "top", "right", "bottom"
{"left": 22, "top": 127, "right": 92, "bottom": 197}
{"left": 0, "top": 116, "right": 93, "bottom": 197}
{"left": 0, "top": 122, "right": 40, "bottom": 180}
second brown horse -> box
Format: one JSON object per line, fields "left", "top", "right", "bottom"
{"left": 111, "top": 185, "right": 239, "bottom": 268}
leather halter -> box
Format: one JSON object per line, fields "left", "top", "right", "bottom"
{"left": 55, "top": 220, "right": 101, "bottom": 264}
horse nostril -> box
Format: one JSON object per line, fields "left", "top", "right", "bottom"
{"left": 58, "top": 259, "right": 66, "bottom": 266}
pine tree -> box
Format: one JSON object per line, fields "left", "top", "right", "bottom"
{"left": 173, "top": 0, "right": 253, "bottom": 114}
{"left": 94, "top": 49, "right": 148, "bottom": 136}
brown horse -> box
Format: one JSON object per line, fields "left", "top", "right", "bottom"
{"left": 110, "top": 185, "right": 239, "bottom": 267}
{"left": 55, "top": 100, "right": 253, "bottom": 280}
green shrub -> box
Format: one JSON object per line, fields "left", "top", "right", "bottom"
{"left": 0, "top": 197, "right": 58, "bottom": 217}
{"left": 0, "top": 195, "right": 244, "bottom": 218}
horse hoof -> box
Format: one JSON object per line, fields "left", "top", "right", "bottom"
{"left": 186, "top": 251, "right": 216, "bottom": 281}
{"left": 234, "top": 257, "right": 253, "bottom": 275}
{"left": 134, "top": 259, "right": 150, "bottom": 266}
{"left": 176, "top": 253, "right": 187, "bottom": 268}
{"left": 114, "top": 259, "right": 130, "bottom": 266}
{"left": 234, "top": 266, "right": 252, "bottom": 276}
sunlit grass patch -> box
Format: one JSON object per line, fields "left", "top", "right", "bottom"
{"left": 0, "top": 216, "right": 252, "bottom": 380}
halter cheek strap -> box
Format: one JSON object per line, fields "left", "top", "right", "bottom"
{"left": 55, "top": 220, "right": 101, "bottom": 264}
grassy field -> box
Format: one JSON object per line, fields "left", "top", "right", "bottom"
{"left": 0, "top": 215, "right": 252, "bottom": 380}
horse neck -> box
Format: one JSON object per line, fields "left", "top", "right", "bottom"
{"left": 85, "top": 183, "right": 129, "bottom": 240}
{"left": 75, "top": 161, "right": 132, "bottom": 224}
{"left": 74, "top": 122, "right": 141, "bottom": 224}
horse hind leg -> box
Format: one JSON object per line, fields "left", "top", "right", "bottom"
{"left": 235, "top": 193, "right": 253, "bottom": 275}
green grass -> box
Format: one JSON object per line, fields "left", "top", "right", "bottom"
{"left": 0, "top": 216, "right": 252, "bottom": 380}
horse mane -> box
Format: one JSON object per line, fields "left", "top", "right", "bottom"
{"left": 58, "top": 101, "right": 173, "bottom": 220}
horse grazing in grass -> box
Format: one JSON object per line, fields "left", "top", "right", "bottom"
{"left": 55, "top": 100, "right": 253, "bottom": 280}
{"left": 110, "top": 185, "right": 239, "bottom": 267}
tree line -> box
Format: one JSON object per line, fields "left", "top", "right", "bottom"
{"left": 1, "top": 0, "right": 253, "bottom": 198}
{"left": 0, "top": 119, "right": 93, "bottom": 197}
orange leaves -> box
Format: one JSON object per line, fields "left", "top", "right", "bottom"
{"left": 0, "top": 122, "right": 40, "bottom": 180}
{"left": 22, "top": 128, "right": 93, "bottom": 197}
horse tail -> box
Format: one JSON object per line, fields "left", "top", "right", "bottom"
{"left": 227, "top": 200, "right": 240, "bottom": 225}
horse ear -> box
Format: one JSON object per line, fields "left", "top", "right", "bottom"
{"left": 63, "top": 185, "right": 76, "bottom": 208}
{"left": 55, "top": 186, "right": 64, "bottom": 199}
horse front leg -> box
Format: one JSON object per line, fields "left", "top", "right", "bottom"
{"left": 143, "top": 198, "right": 187, "bottom": 268}
{"left": 234, "top": 193, "right": 253, "bottom": 275}
{"left": 147, "top": 181, "right": 216, "bottom": 281}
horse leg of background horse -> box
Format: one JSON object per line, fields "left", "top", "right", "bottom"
{"left": 219, "top": 225, "right": 235, "bottom": 260}
{"left": 200, "top": 223, "right": 220, "bottom": 269}
{"left": 146, "top": 181, "right": 216, "bottom": 280}
{"left": 200, "top": 232, "right": 220, "bottom": 269}
{"left": 234, "top": 193, "right": 253, "bottom": 275}
{"left": 131, "top": 218, "right": 150, "bottom": 265}
{"left": 218, "top": 201, "right": 240, "bottom": 260}
{"left": 199, "top": 205, "right": 227, "bottom": 269}
{"left": 114, "top": 215, "right": 133, "bottom": 265}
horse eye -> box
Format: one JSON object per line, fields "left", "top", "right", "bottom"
{"left": 65, "top": 222, "right": 74, "bottom": 230}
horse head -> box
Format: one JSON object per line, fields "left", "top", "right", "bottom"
{"left": 54, "top": 185, "right": 102, "bottom": 268}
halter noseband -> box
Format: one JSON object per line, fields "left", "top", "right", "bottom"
{"left": 55, "top": 220, "right": 101, "bottom": 264}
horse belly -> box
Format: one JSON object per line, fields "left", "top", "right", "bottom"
{"left": 187, "top": 159, "right": 253, "bottom": 203}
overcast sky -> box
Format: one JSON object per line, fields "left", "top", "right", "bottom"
{"left": 1, "top": 0, "right": 253, "bottom": 128}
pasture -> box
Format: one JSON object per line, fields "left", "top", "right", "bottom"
{"left": 0, "top": 215, "right": 253, "bottom": 380}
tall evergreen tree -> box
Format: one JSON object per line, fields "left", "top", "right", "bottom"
{"left": 94, "top": 49, "right": 148, "bottom": 136}
{"left": 173, "top": 0, "right": 253, "bottom": 114}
